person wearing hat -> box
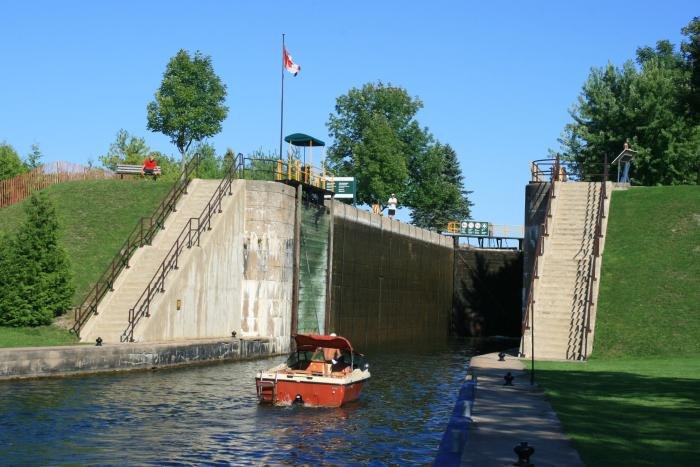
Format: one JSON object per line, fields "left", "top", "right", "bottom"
{"left": 387, "top": 193, "right": 398, "bottom": 219}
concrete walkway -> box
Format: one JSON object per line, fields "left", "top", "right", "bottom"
{"left": 460, "top": 352, "right": 584, "bottom": 467}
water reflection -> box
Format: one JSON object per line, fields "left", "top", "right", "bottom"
{"left": 0, "top": 338, "right": 511, "bottom": 465}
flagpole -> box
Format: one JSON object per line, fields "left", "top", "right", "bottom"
{"left": 279, "top": 33, "right": 285, "bottom": 161}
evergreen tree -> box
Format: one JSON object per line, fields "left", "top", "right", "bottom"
{"left": 409, "top": 143, "right": 472, "bottom": 230}
{"left": 0, "top": 193, "right": 74, "bottom": 326}
{"left": 559, "top": 19, "right": 700, "bottom": 185}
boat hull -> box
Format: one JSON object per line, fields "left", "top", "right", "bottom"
{"left": 256, "top": 370, "right": 370, "bottom": 407}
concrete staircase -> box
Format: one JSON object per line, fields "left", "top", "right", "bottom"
{"left": 521, "top": 181, "right": 612, "bottom": 360}
{"left": 80, "top": 179, "right": 222, "bottom": 344}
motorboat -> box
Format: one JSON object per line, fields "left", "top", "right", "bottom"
{"left": 255, "top": 333, "right": 370, "bottom": 407}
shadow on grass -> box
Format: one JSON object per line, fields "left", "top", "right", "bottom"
{"left": 536, "top": 367, "right": 700, "bottom": 466}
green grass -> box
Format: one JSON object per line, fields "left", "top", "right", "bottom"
{"left": 535, "top": 358, "right": 700, "bottom": 466}
{"left": 0, "top": 178, "right": 172, "bottom": 305}
{"left": 594, "top": 186, "right": 700, "bottom": 358}
{"left": 532, "top": 185, "right": 700, "bottom": 466}
{"left": 0, "top": 325, "right": 81, "bottom": 347}
{"left": 0, "top": 178, "right": 172, "bottom": 346}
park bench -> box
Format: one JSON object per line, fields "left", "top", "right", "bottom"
{"left": 116, "top": 164, "right": 162, "bottom": 179}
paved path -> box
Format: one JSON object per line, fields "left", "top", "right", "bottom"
{"left": 460, "top": 352, "right": 584, "bottom": 467}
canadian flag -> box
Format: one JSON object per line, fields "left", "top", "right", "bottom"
{"left": 283, "top": 47, "right": 301, "bottom": 76}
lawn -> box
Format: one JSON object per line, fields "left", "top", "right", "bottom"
{"left": 0, "top": 178, "right": 172, "bottom": 347}
{"left": 0, "top": 325, "right": 80, "bottom": 348}
{"left": 0, "top": 178, "right": 173, "bottom": 304}
{"left": 536, "top": 358, "right": 700, "bottom": 467}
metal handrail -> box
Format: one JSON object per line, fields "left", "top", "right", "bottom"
{"left": 446, "top": 222, "right": 524, "bottom": 237}
{"left": 71, "top": 153, "right": 204, "bottom": 336}
{"left": 530, "top": 158, "right": 608, "bottom": 183}
{"left": 120, "top": 155, "right": 242, "bottom": 342}
{"left": 578, "top": 156, "right": 609, "bottom": 359}
{"left": 520, "top": 156, "right": 560, "bottom": 357}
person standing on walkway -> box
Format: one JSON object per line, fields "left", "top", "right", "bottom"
{"left": 387, "top": 193, "right": 397, "bottom": 219}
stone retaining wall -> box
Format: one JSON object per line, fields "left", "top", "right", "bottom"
{"left": 0, "top": 338, "right": 277, "bottom": 381}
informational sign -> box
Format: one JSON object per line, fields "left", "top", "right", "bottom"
{"left": 326, "top": 177, "right": 356, "bottom": 200}
{"left": 460, "top": 220, "right": 490, "bottom": 236}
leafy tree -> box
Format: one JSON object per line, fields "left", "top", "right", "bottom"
{"left": 25, "top": 143, "right": 43, "bottom": 170}
{"left": 681, "top": 17, "right": 700, "bottom": 120}
{"left": 0, "top": 193, "right": 74, "bottom": 326}
{"left": 193, "top": 143, "right": 223, "bottom": 179}
{"left": 147, "top": 49, "right": 228, "bottom": 172}
{"left": 559, "top": 19, "right": 700, "bottom": 185}
{"left": 326, "top": 81, "right": 431, "bottom": 206}
{"left": 409, "top": 143, "right": 473, "bottom": 230}
{"left": 99, "top": 129, "right": 151, "bottom": 171}
{"left": 0, "top": 142, "right": 27, "bottom": 181}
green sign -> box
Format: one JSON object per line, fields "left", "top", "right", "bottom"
{"left": 460, "top": 220, "right": 489, "bottom": 236}
{"left": 326, "top": 177, "right": 355, "bottom": 200}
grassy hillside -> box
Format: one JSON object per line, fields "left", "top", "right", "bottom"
{"left": 535, "top": 185, "right": 700, "bottom": 466}
{"left": 0, "top": 179, "right": 172, "bottom": 305}
{"left": 594, "top": 185, "right": 700, "bottom": 358}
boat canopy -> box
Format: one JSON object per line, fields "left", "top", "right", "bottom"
{"left": 284, "top": 133, "right": 325, "bottom": 147}
{"left": 294, "top": 333, "right": 354, "bottom": 352}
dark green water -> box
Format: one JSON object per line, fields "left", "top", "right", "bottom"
{"left": 0, "top": 339, "right": 509, "bottom": 465}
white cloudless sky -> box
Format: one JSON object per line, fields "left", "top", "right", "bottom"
{"left": 1, "top": 1, "right": 696, "bottom": 227}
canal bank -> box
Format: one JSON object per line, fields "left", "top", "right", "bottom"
{"left": 0, "top": 337, "right": 280, "bottom": 380}
{"left": 437, "top": 351, "right": 584, "bottom": 466}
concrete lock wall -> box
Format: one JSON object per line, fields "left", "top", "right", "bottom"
{"left": 453, "top": 249, "right": 523, "bottom": 337}
{"left": 138, "top": 180, "right": 295, "bottom": 353}
{"left": 523, "top": 182, "right": 551, "bottom": 314}
{"left": 328, "top": 202, "right": 454, "bottom": 348}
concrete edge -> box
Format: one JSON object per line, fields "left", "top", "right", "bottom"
{"left": 0, "top": 337, "right": 282, "bottom": 381}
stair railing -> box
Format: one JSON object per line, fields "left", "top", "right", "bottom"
{"left": 70, "top": 153, "right": 204, "bottom": 337}
{"left": 519, "top": 155, "right": 560, "bottom": 357}
{"left": 578, "top": 155, "right": 609, "bottom": 359}
{"left": 120, "top": 154, "right": 242, "bottom": 342}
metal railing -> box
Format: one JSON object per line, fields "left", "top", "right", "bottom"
{"left": 274, "top": 158, "right": 335, "bottom": 190}
{"left": 71, "top": 153, "right": 204, "bottom": 337}
{"left": 120, "top": 155, "right": 242, "bottom": 342}
{"left": 578, "top": 155, "right": 609, "bottom": 359}
{"left": 520, "top": 156, "right": 560, "bottom": 358}
{"left": 446, "top": 222, "right": 524, "bottom": 238}
{"left": 531, "top": 158, "right": 609, "bottom": 183}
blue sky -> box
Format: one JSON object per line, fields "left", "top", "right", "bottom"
{"left": 1, "top": 1, "right": 696, "bottom": 227}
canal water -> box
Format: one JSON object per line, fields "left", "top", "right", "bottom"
{"left": 0, "top": 339, "right": 510, "bottom": 465}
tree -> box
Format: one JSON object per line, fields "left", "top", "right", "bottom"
{"left": 99, "top": 129, "right": 151, "bottom": 171}
{"left": 193, "top": 143, "right": 224, "bottom": 179}
{"left": 326, "top": 81, "right": 431, "bottom": 206}
{"left": 25, "top": 144, "right": 43, "bottom": 170}
{"left": 558, "top": 19, "right": 700, "bottom": 185}
{"left": 147, "top": 49, "right": 228, "bottom": 172}
{"left": 0, "top": 142, "right": 27, "bottom": 181}
{"left": 0, "top": 194, "right": 74, "bottom": 326}
{"left": 409, "top": 143, "right": 473, "bottom": 230}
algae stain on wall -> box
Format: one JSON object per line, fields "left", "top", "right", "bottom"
{"left": 297, "top": 191, "right": 330, "bottom": 334}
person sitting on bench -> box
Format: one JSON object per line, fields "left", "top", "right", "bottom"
{"left": 142, "top": 154, "right": 158, "bottom": 180}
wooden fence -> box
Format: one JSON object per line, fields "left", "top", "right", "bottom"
{"left": 0, "top": 161, "right": 116, "bottom": 209}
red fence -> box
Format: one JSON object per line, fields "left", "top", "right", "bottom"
{"left": 0, "top": 162, "right": 115, "bottom": 209}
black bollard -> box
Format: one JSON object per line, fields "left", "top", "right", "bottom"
{"left": 513, "top": 441, "right": 535, "bottom": 466}
{"left": 498, "top": 352, "right": 506, "bottom": 361}
{"left": 504, "top": 372, "right": 514, "bottom": 386}
{"left": 95, "top": 337, "right": 103, "bottom": 347}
